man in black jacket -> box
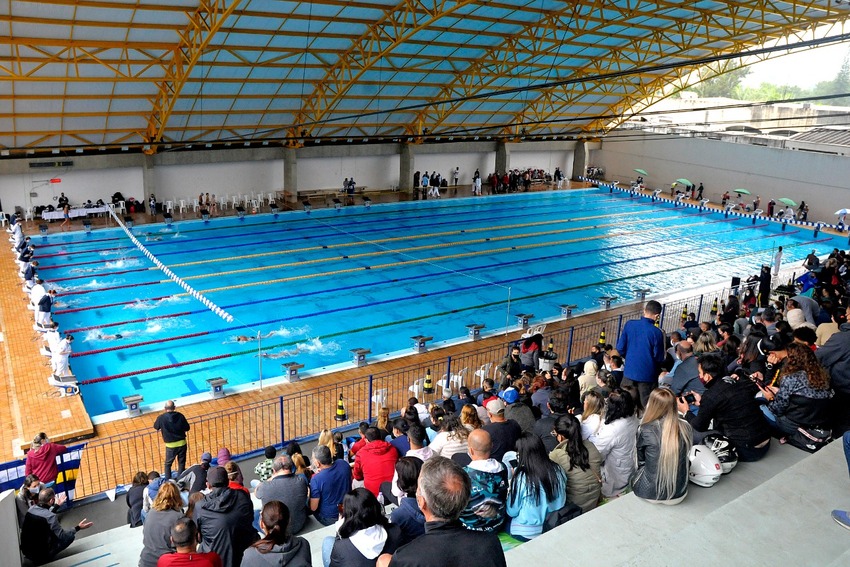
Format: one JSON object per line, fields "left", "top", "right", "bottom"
{"left": 676, "top": 353, "right": 771, "bottom": 462}
{"left": 20, "top": 487, "right": 93, "bottom": 564}
{"left": 194, "top": 466, "right": 258, "bottom": 567}
{"left": 817, "top": 307, "right": 850, "bottom": 434}
{"left": 153, "top": 400, "right": 191, "bottom": 478}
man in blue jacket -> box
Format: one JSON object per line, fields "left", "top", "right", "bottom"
{"left": 616, "top": 300, "right": 665, "bottom": 407}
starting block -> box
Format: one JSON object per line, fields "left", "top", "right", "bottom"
{"left": 48, "top": 373, "right": 79, "bottom": 397}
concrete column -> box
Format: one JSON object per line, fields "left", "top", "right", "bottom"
{"left": 283, "top": 146, "right": 297, "bottom": 203}
{"left": 399, "top": 144, "right": 414, "bottom": 191}
{"left": 495, "top": 140, "right": 509, "bottom": 173}
{"left": 571, "top": 140, "right": 588, "bottom": 181}
{"left": 142, "top": 154, "right": 156, "bottom": 201}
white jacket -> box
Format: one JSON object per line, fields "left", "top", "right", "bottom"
{"left": 592, "top": 415, "right": 639, "bottom": 498}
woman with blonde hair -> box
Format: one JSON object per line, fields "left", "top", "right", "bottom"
{"left": 579, "top": 390, "right": 605, "bottom": 443}
{"left": 318, "top": 429, "right": 341, "bottom": 461}
{"left": 138, "top": 481, "right": 184, "bottom": 567}
{"left": 459, "top": 404, "right": 483, "bottom": 430}
{"left": 631, "top": 388, "right": 692, "bottom": 505}
{"left": 693, "top": 331, "right": 718, "bottom": 355}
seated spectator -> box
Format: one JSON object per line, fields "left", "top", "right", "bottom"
{"left": 253, "top": 446, "right": 277, "bottom": 485}
{"left": 373, "top": 407, "right": 392, "bottom": 441}
{"left": 530, "top": 376, "right": 553, "bottom": 416}
{"left": 177, "top": 452, "right": 212, "bottom": 495}
{"left": 382, "top": 424, "right": 434, "bottom": 505}
{"left": 310, "top": 445, "right": 352, "bottom": 526}
{"left": 593, "top": 369, "right": 618, "bottom": 399}
{"left": 21, "top": 487, "right": 93, "bottom": 564}
{"left": 16, "top": 474, "right": 44, "bottom": 528}
{"left": 659, "top": 342, "right": 704, "bottom": 396}
{"left": 256, "top": 455, "right": 309, "bottom": 535}
{"left": 550, "top": 414, "right": 602, "bottom": 512}
{"left": 389, "top": 419, "right": 411, "bottom": 456}
{"left": 324, "top": 488, "right": 402, "bottom": 567}
{"left": 389, "top": 457, "right": 426, "bottom": 545}
{"left": 758, "top": 342, "right": 833, "bottom": 437}
{"left": 632, "top": 389, "right": 691, "bottom": 505}
{"left": 477, "top": 378, "right": 498, "bottom": 406}
{"left": 348, "top": 423, "right": 370, "bottom": 463}
{"left": 816, "top": 307, "right": 845, "bottom": 347}
{"left": 425, "top": 406, "right": 445, "bottom": 442}
{"left": 533, "top": 389, "right": 570, "bottom": 452}
{"left": 353, "top": 427, "right": 399, "bottom": 497}
{"left": 225, "top": 461, "right": 249, "bottom": 495}
{"left": 482, "top": 399, "right": 522, "bottom": 462}
{"left": 460, "top": 429, "right": 508, "bottom": 533}
{"left": 126, "top": 471, "right": 148, "bottom": 528}
{"left": 502, "top": 387, "right": 536, "bottom": 433}
{"left": 577, "top": 359, "right": 599, "bottom": 396}
{"left": 291, "top": 453, "right": 312, "bottom": 485}
{"left": 194, "top": 466, "right": 258, "bottom": 567}
{"left": 579, "top": 390, "right": 605, "bottom": 444}
{"left": 817, "top": 304, "right": 850, "bottom": 433}
{"left": 677, "top": 353, "right": 772, "bottom": 461}
{"left": 144, "top": 471, "right": 165, "bottom": 521}
{"left": 285, "top": 441, "right": 310, "bottom": 470}
{"left": 25, "top": 432, "right": 67, "bottom": 486}
{"left": 157, "top": 517, "right": 221, "bottom": 567}
{"left": 140, "top": 481, "right": 184, "bottom": 567}
{"left": 241, "top": 501, "right": 311, "bottom": 567}
{"left": 693, "top": 331, "right": 718, "bottom": 355}
{"left": 376, "top": 457, "right": 507, "bottom": 567}
{"left": 506, "top": 433, "right": 567, "bottom": 540}
{"left": 593, "top": 389, "right": 640, "bottom": 498}
{"left": 429, "top": 415, "right": 469, "bottom": 458}
{"left": 317, "top": 429, "right": 344, "bottom": 462}
{"left": 459, "top": 404, "right": 484, "bottom": 431}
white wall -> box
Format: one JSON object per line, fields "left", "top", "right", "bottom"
{"left": 411, "top": 151, "right": 494, "bottom": 185}
{"left": 299, "top": 154, "right": 400, "bottom": 190}
{"left": 0, "top": 490, "right": 22, "bottom": 567}
{"left": 0, "top": 167, "right": 142, "bottom": 213}
{"left": 509, "top": 149, "right": 573, "bottom": 176}
{"left": 593, "top": 131, "right": 850, "bottom": 224}
{"left": 153, "top": 160, "right": 283, "bottom": 203}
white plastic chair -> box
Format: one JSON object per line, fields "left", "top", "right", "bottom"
{"left": 250, "top": 199, "right": 260, "bottom": 212}
{"left": 230, "top": 195, "right": 241, "bottom": 209}
{"left": 408, "top": 378, "right": 424, "bottom": 398}
{"left": 164, "top": 200, "right": 174, "bottom": 214}
{"left": 178, "top": 200, "right": 187, "bottom": 216}
{"left": 266, "top": 192, "right": 275, "bottom": 204}
{"left": 116, "top": 200, "right": 126, "bottom": 214}
{"left": 24, "top": 207, "right": 35, "bottom": 222}
{"left": 192, "top": 199, "right": 200, "bottom": 213}
{"left": 474, "top": 363, "right": 493, "bottom": 388}
{"left": 0, "top": 213, "right": 7, "bottom": 228}
{"left": 449, "top": 367, "right": 468, "bottom": 391}
{"left": 371, "top": 388, "right": 387, "bottom": 410}
{"left": 521, "top": 323, "right": 546, "bottom": 339}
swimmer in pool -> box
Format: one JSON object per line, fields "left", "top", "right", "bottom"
{"left": 230, "top": 332, "right": 276, "bottom": 343}
{"left": 98, "top": 333, "right": 124, "bottom": 340}
{"left": 257, "top": 348, "right": 300, "bottom": 359}
{"left": 144, "top": 232, "right": 163, "bottom": 241}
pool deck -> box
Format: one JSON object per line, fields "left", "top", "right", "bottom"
{"left": 0, "top": 180, "right": 837, "bottom": 471}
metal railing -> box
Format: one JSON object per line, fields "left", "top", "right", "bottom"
{"left": 6, "top": 285, "right": 776, "bottom": 499}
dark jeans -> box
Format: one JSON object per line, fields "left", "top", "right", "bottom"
{"left": 314, "top": 511, "right": 337, "bottom": 527}
{"left": 164, "top": 444, "right": 187, "bottom": 478}
{"left": 379, "top": 481, "right": 399, "bottom": 507}
{"left": 620, "top": 378, "right": 657, "bottom": 409}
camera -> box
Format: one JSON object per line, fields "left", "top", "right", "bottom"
{"left": 684, "top": 393, "right": 696, "bottom": 404}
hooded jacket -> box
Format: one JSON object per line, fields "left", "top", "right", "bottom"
{"left": 816, "top": 322, "right": 850, "bottom": 394}
{"left": 352, "top": 440, "right": 398, "bottom": 496}
{"left": 194, "top": 487, "right": 258, "bottom": 567}
{"left": 329, "top": 523, "right": 402, "bottom": 567}
{"left": 239, "top": 537, "right": 312, "bottom": 567}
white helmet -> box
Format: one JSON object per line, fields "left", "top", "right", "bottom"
{"left": 688, "top": 444, "right": 722, "bottom": 487}
{"left": 702, "top": 433, "right": 739, "bottom": 474}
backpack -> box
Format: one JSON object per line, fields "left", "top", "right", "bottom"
{"left": 786, "top": 426, "right": 832, "bottom": 453}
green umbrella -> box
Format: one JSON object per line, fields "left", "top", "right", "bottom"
{"left": 778, "top": 197, "right": 797, "bottom": 207}
{"left": 675, "top": 178, "right": 692, "bottom": 186}
{"left": 634, "top": 168, "right": 648, "bottom": 176}
{"left": 733, "top": 188, "right": 751, "bottom": 195}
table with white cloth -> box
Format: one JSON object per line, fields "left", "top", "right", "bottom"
{"left": 41, "top": 206, "right": 110, "bottom": 220}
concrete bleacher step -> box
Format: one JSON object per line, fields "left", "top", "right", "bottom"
{"left": 40, "top": 525, "right": 143, "bottom": 567}
{"left": 508, "top": 440, "right": 850, "bottom": 566}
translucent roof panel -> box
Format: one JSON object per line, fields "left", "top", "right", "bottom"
{"left": 2, "top": 0, "right": 849, "bottom": 153}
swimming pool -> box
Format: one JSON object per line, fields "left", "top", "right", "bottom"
{"left": 35, "top": 189, "right": 839, "bottom": 418}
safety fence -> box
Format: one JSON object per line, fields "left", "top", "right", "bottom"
{"left": 4, "top": 286, "right": 770, "bottom": 499}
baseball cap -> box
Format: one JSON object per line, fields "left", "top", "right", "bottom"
{"left": 201, "top": 452, "right": 212, "bottom": 463}
{"left": 485, "top": 398, "right": 506, "bottom": 414}
{"left": 206, "top": 466, "right": 228, "bottom": 488}
{"left": 499, "top": 387, "right": 519, "bottom": 404}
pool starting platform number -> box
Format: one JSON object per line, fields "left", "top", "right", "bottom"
{"left": 122, "top": 394, "right": 144, "bottom": 417}
{"left": 206, "top": 377, "right": 228, "bottom": 398}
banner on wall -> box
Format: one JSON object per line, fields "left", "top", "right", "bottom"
{"left": 0, "top": 444, "right": 85, "bottom": 501}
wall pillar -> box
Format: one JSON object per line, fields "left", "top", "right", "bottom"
{"left": 571, "top": 140, "right": 588, "bottom": 181}
{"left": 495, "top": 140, "right": 509, "bottom": 173}
{"left": 142, "top": 154, "right": 156, "bottom": 201}
{"left": 283, "top": 146, "right": 297, "bottom": 203}
{"left": 399, "top": 144, "right": 414, "bottom": 191}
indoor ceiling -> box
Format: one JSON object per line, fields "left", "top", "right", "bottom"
{"left": 2, "top": 0, "right": 850, "bottom": 156}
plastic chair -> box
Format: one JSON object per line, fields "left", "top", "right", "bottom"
{"left": 0, "top": 213, "right": 6, "bottom": 228}
{"left": 371, "top": 388, "right": 387, "bottom": 410}
{"left": 178, "top": 200, "right": 187, "bottom": 216}
{"left": 24, "top": 207, "right": 35, "bottom": 222}
{"left": 250, "top": 199, "right": 260, "bottom": 212}
{"left": 266, "top": 192, "right": 275, "bottom": 204}
{"left": 474, "top": 362, "right": 493, "bottom": 388}
{"left": 449, "top": 367, "right": 468, "bottom": 391}
{"left": 230, "top": 195, "right": 241, "bottom": 209}
{"left": 192, "top": 199, "right": 200, "bottom": 213}
{"left": 521, "top": 323, "right": 546, "bottom": 339}
{"left": 164, "top": 200, "right": 174, "bottom": 214}
{"left": 116, "top": 201, "right": 126, "bottom": 214}
{"left": 408, "top": 378, "right": 424, "bottom": 398}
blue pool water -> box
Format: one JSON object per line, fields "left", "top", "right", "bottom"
{"left": 35, "top": 189, "right": 839, "bottom": 418}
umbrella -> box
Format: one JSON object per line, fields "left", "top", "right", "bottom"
{"left": 778, "top": 197, "right": 797, "bottom": 207}
{"left": 835, "top": 209, "right": 850, "bottom": 215}
{"left": 675, "top": 178, "right": 693, "bottom": 186}
{"left": 634, "top": 168, "right": 648, "bottom": 176}
{"left": 733, "top": 188, "right": 751, "bottom": 195}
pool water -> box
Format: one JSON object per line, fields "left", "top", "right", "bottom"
{"left": 35, "top": 189, "right": 839, "bottom": 418}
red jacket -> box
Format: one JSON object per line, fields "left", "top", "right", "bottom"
{"left": 25, "top": 442, "right": 67, "bottom": 484}
{"left": 352, "top": 440, "right": 398, "bottom": 496}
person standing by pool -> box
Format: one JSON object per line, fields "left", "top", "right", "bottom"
{"left": 60, "top": 203, "right": 70, "bottom": 231}
{"left": 153, "top": 400, "right": 191, "bottom": 479}
{"left": 773, "top": 246, "right": 783, "bottom": 276}
{"left": 36, "top": 288, "right": 56, "bottom": 328}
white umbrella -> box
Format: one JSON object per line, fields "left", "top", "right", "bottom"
{"left": 835, "top": 208, "right": 850, "bottom": 215}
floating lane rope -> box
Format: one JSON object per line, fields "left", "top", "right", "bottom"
{"left": 106, "top": 208, "right": 234, "bottom": 324}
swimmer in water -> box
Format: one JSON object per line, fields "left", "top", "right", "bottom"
{"left": 144, "top": 232, "right": 163, "bottom": 241}
{"left": 257, "top": 348, "right": 300, "bottom": 359}
{"left": 230, "top": 332, "right": 276, "bottom": 343}
{"left": 98, "top": 333, "right": 124, "bottom": 340}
